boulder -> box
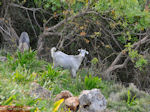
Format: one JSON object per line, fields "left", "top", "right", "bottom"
{"left": 29, "top": 82, "right": 51, "bottom": 99}
{"left": 65, "top": 97, "right": 79, "bottom": 111}
{"left": 79, "top": 89, "right": 107, "bottom": 112}
{"left": 55, "top": 90, "right": 73, "bottom": 101}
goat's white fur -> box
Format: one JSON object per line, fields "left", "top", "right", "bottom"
{"left": 51, "top": 47, "right": 88, "bottom": 77}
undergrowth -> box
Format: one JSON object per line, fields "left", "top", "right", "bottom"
{"left": 0, "top": 50, "right": 150, "bottom": 112}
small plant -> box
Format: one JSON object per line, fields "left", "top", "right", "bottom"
{"left": 43, "top": 64, "right": 60, "bottom": 81}
{"left": 53, "top": 99, "right": 64, "bottom": 112}
{"left": 39, "top": 64, "right": 61, "bottom": 88}
{"left": 127, "top": 90, "right": 137, "bottom": 106}
{"left": 135, "top": 57, "right": 148, "bottom": 70}
{"left": 84, "top": 74, "right": 102, "bottom": 90}
{"left": 7, "top": 50, "right": 46, "bottom": 72}
{"left": 125, "top": 43, "right": 148, "bottom": 70}
{"left": 1, "top": 94, "right": 16, "bottom": 105}
{"left": 11, "top": 65, "right": 34, "bottom": 84}
{"left": 91, "top": 57, "right": 98, "bottom": 65}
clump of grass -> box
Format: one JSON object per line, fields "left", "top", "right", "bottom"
{"left": 7, "top": 50, "right": 46, "bottom": 72}
{"left": 84, "top": 74, "right": 102, "bottom": 90}
{"left": 11, "top": 65, "right": 36, "bottom": 84}
{"left": 107, "top": 83, "right": 150, "bottom": 112}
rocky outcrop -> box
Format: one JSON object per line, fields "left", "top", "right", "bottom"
{"left": 29, "top": 82, "right": 51, "bottom": 99}
{"left": 65, "top": 97, "right": 79, "bottom": 111}
{"left": 79, "top": 89, "right": 107, "bottom": 112}
{"left": 55, "top": 89, "right": 107, "bottom": 112}
{"left": 54, "top": 90, "right": 73, "bottom": 101}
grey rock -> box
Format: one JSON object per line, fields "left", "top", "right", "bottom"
{"left": 29, "top": 82, "right": 51, "bottom": 99}
{"left": 0, "top": 56, "right": 7, "bottom": 62}
{"left": 79, "top": 89, "right": 107, "bottom": 112}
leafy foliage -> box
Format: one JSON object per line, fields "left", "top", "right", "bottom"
{"left": 38, "top": 64, "right": 61, "bottom": 88}
{"left": 1, "top": 95, "right": 16, "bottom": 105}
{"left": 127, "top": 90, "right": 137, "bottom": 106}
{"left": 34, "top": 0, "right": 86, "bottom": 13}
{"left": 95, "top": 0, "right": 149, "bottom": 71}
{"left": 11, "top": 65, "right": 30, "bottom": 83}
{"left": 125, "top": 43, "right": 148, "bottom": 69}
{"left": 7, "top": 50, "right": 46, "bottom": 72}
{"left": 95, "top": 0, "right": 150, "bottom": 29}
{"left": 53, "top": 99, "right": 64, "bottom": 112}
{"left": 84, "top": 75, "right": 102, "bottom": 90}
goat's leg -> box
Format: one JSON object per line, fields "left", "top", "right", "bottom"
{"left": 70, "top": 69, "right": 76, "bottom": 78}
{"left": 52, "top": 62, "right": 57, "bottom": 69}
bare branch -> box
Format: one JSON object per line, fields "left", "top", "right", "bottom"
{"left": 0, "top": 25, "right": 11, "bottom": 37}
{"left": 26, "top": 10, "right": 37, "bottom": 38}
{"left": 101, "top": 25, "right": 122, "bottom": 50}
{"left": 43, "top": 32, "right": 62, "bottom": 36}
{"left": 33, "top": 11, "right": 41, "bottom": 29}
{"left": 104, "top": 57, "right": 129, "bottom": 75}
{"left": 46, "top": 10, "right": 96, "bottom": 32}
{"left": 103, "top": 35, "right": 150, "bottom": 75}
{"left": 10, "top": 3, "right": 41, "bottom": 11}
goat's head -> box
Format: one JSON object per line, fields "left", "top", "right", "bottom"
{"left": 51, "top": 47, "right": 56, "bottom": 52}
{"left": 51, "top": 47, "right": 57, "bottom": 58}
{"left": 78, "top": 49, "right": 89, "bottom": 57}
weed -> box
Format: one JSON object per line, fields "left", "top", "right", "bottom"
{"left": 84, "top": 74, "right": 102, "bottom": 90}
{"left": 127, "top": 90, "right": 137, "bottom": 106}
{"left": 38, "top": 64, "right": 61, "bottom": 88}
{"left": 53, "top": 99, "right": 64, "bottom": 112}
{"left": 11, "top": 65, "right": 34, "bottom": 84}
{"left": 7, "top": 50, "right": 46, "bottom": 72}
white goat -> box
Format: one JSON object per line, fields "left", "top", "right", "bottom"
{"left": 51, "top": 47, "right": 88, "bottom": 77}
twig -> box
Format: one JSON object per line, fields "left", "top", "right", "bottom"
{"left": 10, "top": 3, "right": 41, "bottom": 11}
{"left": 26, "top": 10, "right": 37, "bottom": 38}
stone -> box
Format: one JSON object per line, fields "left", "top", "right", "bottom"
{"left": 55, "top": 90, "right": 73, "bottom": 101}
{"left": 0, "top": 56, "right": 7, "bottom": 62}
{"left": 65, "top": 97, "right": 79, "bottom": 111}
{"left": 0, "top": 106, "right": 33, "bottom": 112}
{"left": 29, "top": 82, "right": 51, "bottom": 99}
{"left": 79, "top": 89, "right": 107, "bottom": 112}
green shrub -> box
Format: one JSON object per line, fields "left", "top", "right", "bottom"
{"left": 38, "top": 64, "right": 61, "bottom": 88}
{"left": 127, "top": 90, "right": 137, "bottom": 107}
{"left": 11, "top": 65, "right": 34, "bottom": 84}
{"left": 84, "top": 74, "right": 102, "bottom": 90}
{"left": 7, "top": 50, "right": 46, "bottom": 72}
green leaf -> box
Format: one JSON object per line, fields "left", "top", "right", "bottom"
{"left": 2, "top": 95, "right": 16, "bottom": 105}
{"left": 52, "top": 6, "right": 57, "bottom": 11}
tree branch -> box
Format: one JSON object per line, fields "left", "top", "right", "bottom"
{"left": 46, "top": 10, "right": 95, "bottom": 32}
{"left": 103, "top": 35, "right": 150, "bottom": 75}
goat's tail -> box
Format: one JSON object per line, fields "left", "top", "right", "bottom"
{"left": 51, "top": 47, "right": 56, "bottom": 58}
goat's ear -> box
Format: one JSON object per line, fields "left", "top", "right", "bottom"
{"left": 86, "top": 51, "right": 89, "bottom": 54}
{"left": 78, "top": 49, "right": 81, "bottom": 52}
